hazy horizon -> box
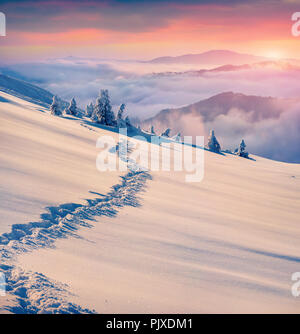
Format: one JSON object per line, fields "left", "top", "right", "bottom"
{"left": 1, "top": 0, "right": 300, "bottom": 62}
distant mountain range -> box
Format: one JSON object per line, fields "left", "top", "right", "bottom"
{"left": 148, "top": 50, "right": 267, "bottom": 65}
{"left": 149, "top": 60, "right": 300, "bottom": 78}
{"left": 143, "top": 92, "right": 299, "bottom": 135}
{"left": 148, "top": 50, "right": 300, "bottom": 66}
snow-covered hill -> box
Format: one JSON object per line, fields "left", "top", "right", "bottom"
{"left": 0, "top": 91, "right": 300, "bottom": 313}
{"left": 0, "top": 74, "right": 55, "bottom": 107}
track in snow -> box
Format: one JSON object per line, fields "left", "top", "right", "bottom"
{"left": 0, "top": 169, "right": 151, "bottom": 313}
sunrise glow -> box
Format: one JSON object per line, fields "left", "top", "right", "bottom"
{"left": 0, "top": 1, "right": 300, "bottom": 62}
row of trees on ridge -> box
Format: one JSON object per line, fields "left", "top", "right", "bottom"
{"left": 50, "top": 91, "right": 249, "bottom": 158}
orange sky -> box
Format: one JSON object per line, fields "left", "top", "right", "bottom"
{"left": 0, "top": 1, "right": 300, "bottom": 62}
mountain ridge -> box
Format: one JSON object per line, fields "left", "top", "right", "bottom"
{"left": 148, "top": 50, "right": 268, "bottom": 65}
{"left": 144, "top": 91, "right": 299, "bottom": 125}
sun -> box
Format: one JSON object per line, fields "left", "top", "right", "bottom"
{"left": 265, "top": 51, "right": 283, "bottom": 60}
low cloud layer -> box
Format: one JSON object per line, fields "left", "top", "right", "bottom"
{"left": 205, "top": 105, "right": 300, "bottom": 163}
{"left": 1, "top": 59, "right": 300, "bottom": 162}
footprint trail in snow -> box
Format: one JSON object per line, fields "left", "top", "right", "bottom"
{"left": 0, "top": 147, "right": 151, "bottom": 313}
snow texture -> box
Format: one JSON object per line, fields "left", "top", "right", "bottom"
{"left": 0, "top": 170, "right": 151, "bottom": 313}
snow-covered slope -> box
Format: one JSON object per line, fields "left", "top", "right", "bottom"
{"left": 0, "top": 74, "right": 55, "bottom": 107}
{"left": 0, "top": 91, "right": 121, "bottom": 233}
{"left": 0, "top": 91, "right": 300, "bottom": 313}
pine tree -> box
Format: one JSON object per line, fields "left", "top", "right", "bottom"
{"left": 94, "top": 90, "right": 116, "bottom": 126}
{"left": 92, "top": 97, "right": 102, "bottom": 122}
{"left": 161, "top": 128, "right": 171, "bottom": 137}
{"left": 67, "top": 97, "right": 77, "bottom": 116}
{"left": 207, "top": 130, "right": 221, "bottom": 152}
{"left": 125, "top": 116, "right": 131, "bottom": 127}
{"left": 237, "top": 139, "right": 249, "bottom": 158}
{"left": 103, "top": 90, "right": 116, "bottom": 126}
{"left": 50, "top": 96, "right": 61, "bottom": 116}
{"left": 85, "top": 102, "right": 94, "bottom": 118}
{"left": 117, "top": 103, "right": 125, "bottom": 121}
{"left": 173, "top": 132, "right": 181, "bottom": 142}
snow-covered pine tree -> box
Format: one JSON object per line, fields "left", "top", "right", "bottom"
{"left": 237, "top": 139, "right": 249, "bottom": 158}
{"left": 103, "top": 90, "right": 116, "bottom": 126}
{"left": 92, "top": 96, "right": 102, "bottom": 122}
{"left": 125, "top": 116, "right": 132, "bottom": 127}
{"left": 85, "top": 102, "right": 94, "bottom": 118}
{"left": 207, "top": 130, "right": 221, "bottom": 152}
{"left": 117, "top": 103, "right": 125, "bottom": 121}
{"left": 116, "top": 103, "right": 126, "bottom": 127}
{"left": 67, "top": 97, "right": 77, "bottom": 116}
{"left": 161, "top": 128, "right": 171, "bottom": 137}
{"left": 94, "top": 90, "right": 116, "bottom": 126}
{"left": 85, "top": 104, "right": 89, "bottom": 117}
{"left": 50, "top": 95, "right": 61, "bottom": 116}
{"left": 173, "top": 132, "right": 182, "bottom": 142}
{"left": 90, "top": 102, "right": 94, "bottom": 117}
